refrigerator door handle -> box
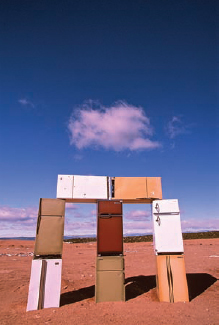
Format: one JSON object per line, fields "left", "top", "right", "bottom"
{"left": 99, "top": 215, "right": 113, "bottom": 219}
{"left": 156, "top": 216, "right": 161, "bottom": 226}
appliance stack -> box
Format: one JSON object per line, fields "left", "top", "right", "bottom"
{"left": 152, "top": 199, "right": 189, "bottom": 302}
{"left": 26, "top": 174, "right": 190, "bottom": 311}
{"left": 96, "top": 200, "right": 125, "bottom": 302}
{"left": 26, "top": 198, "right": 65, "bottom": 311}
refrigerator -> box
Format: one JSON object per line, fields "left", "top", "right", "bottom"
{"left": 95, "top": 256, "right": 125, "bottom": 302}
{"left": 152, "top": 199, "right": 184, "bottom": 254}
{"left": 156, "top": 255, "right": 189, "bottom": 302}
{"left": 56, "top": 175, "right": 109, "bottom": 200}
{"left": 27, "top": 259, "right": 62, "bottom": 311}
{"left": 97, "top": 200, "right": 123, "bottom": 255}
{"left": 34, "top": 198, "right": 65, "bottom": 256}
{"left": 113, "top": 177, "right": 162, "bottom": 200}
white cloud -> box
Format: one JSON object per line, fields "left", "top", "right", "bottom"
{"left": 166, "top": 116, "right": 190, "bottom": 139}
{"left": 65, "top": 203, "right": 78, "bottom": 211}
{"left": 68, "top": 101, "right": 161, "bottom": 151}
{"left": 123, "top": 222, "right": 153, "bottom": 235}
{"left": 18, "top": 98, "right": 35, "bottom": 108}
{"left": 64, "top": 220, "right": 96, "bottom": 236}
{"left": 125, "top": 210, "right": 151, "bottom": 221}
{"left": 0, "top": 206, "right": 38, "bottom": 237}
{"left": 0, "top": 206, "right": 37, "bottom": 222}
{"left": 181, "top": 218, "right": 219, "bottom": 233}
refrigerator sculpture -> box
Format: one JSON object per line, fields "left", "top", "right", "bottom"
{"left": 57, "top": 175, "right": 108, "bottom": 200}
{"left": 113, "top": 177, "right": 162, "bottom": 201}
{"left": 152, "top": 199, "right": 189, "bottom": 302}
{"left": 96, "top": 200, "right": 125, "bottom": 302}
{"left": 27, "top": 198, "right": 65, "bottom": 311}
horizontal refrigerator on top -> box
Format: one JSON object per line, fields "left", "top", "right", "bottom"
{"left": 57, "top": 175, "right": 108, "bottom": 199}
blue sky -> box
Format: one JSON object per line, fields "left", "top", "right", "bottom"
{"left": 0, "top": 0, "right": 218, "bottom": 237}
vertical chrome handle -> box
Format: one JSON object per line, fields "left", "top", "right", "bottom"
{"left": 156, "top": 216, "right": 161, "bottom": 226}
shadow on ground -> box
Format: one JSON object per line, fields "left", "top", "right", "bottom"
{"left": 60, "top": 273, "right": 218, "bottom": 306}
{"left": 60, "top": 285, "right": 95, "bottom": 306}
{"left": 125, "top": 275, "right": 156, "bottom": 300}
{"left": 187, "top": 273, "right": 218, "bottom": 300}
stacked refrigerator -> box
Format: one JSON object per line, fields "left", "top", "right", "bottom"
{"left": 57, "top": 175, "right": 108, "bottom": 200}
{"left": 27, "top": 198, "right": 65, "bottom": 311}
{"left": 112, "top": 177, "right": 162, "bottom": 200}
{"left": 95, "top": 200, "right": 125, "bottom": 302}
{"left": 152, "top": 199, "right": 189, "bottom": 302}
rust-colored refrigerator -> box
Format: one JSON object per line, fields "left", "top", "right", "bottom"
{"left": 96, "top": 200, "right": 125, "bottom": 302}
{"left": 97, "top": 200, "right": 123, "bottom": 256}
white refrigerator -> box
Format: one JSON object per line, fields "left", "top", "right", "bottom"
{"left": 152, "top": 199, "right": 184, "bottom": 254}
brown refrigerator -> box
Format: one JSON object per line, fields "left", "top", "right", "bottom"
{"left": 95, "top": 256, "right": 125, "bottom": 302}
{"left": 97, "top": 200, "right": 123, "bottom": 255}
{"left": 34, "top": 198, "right": 65, "bottom": 256}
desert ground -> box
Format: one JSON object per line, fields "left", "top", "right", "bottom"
{"left": 0, "top": 238, "right": 218, "bottom": 325}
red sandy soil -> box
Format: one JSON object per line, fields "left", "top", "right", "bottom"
{"left": 0, "top": 239, "right": 218, "bottom": 325}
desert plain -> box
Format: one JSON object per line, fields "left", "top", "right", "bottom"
{"left": 0, "top": 238, "right": 218, "bottom": 325}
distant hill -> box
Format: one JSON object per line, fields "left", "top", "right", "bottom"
{"left": 64, "top": 231, "right": 219, "bottom": 244}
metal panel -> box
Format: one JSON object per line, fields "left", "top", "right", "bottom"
{"left": 57, "top": 175, "right": 73, "bottom": 199}
{"left": 147, "top": 177, "right": 162, "bottom": 199}
{"left": 96, "top": 256, "right": 124, "bottom": 271}
{"left": 26, "top": 259, "right": 62, "bottom": 311}
{"left": 73, "top": 175, "right": 108, "bottom": 199}
{"left": 98, "top": 200, "right": 122, "bottom": 215}
{"left": 39, "top": 198, "right": 65, "bottom": 216}
{"left": 152, "top": 200, "right": 183, "bottom": 254}
{"left": 156, "top": 255, "right": 189, "bottom": 302}
{"left": 27, "top": 260, "right": 42, "bottom": 311}
{"left": 97, "top": 215, "right": 123, "bottom": 255}
{"left": 114, "top": 177, "right": 147, "bottom": 199}
{"left": 34, "top": 216, "right": 64, "bottom": 256}
{"left": 152, "top": 199, "right": 179, "bottom": 214}
{"left": 95, "top": 270, "right": 125, "bottom": 302}
{"left": 43, "top": 259, "right": 62, "bottom": 308}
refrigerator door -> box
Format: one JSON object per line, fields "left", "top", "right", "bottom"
{"left": 147, "top": 177, "right": 162, "bottom": 199}
{"left": 43, "top": 259, "right": 62, "bottom": 308}
{"left": 39, "top": 198, "right": 65, "bottom": 216}
{"left": 57, "top": 175, "right": 73, "bottom": 198}
{"left": 152, "top": 200, "right": 183, "bottom": 253}
{"left": 96, "top": 256, "right": 124, "bottom": 271}
{"left": 27, "top": 259, "right": 62, "bottom": 311}
{"left": 98, "top": 200, "right": 122, "bottom": 215}
{"left": 73, "top": 175, "right": 108, "bottom": 199}
{"left": 114, "top": 177, "right": 147, "bottom": 199}
{"left": 153, "top": 214, "right": 184, "bottom": 253}
{"left": 97, "top": 215, "right": 123, "bottom": 255}
{"left": 95, "top": 270, "right": 125, "bottom": 302}
{"left": 152, "top": 199, "right": 179, "bottom": 214}
{"left": 34, "top": 216, "right": 64, "bottom": 256}
{"left": 156, "top": 255, "right": 189, "bottom": 302}
{"left": 27, "top": 260, "right": 42, "bottom": 311}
